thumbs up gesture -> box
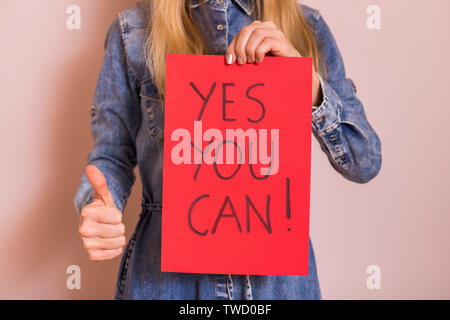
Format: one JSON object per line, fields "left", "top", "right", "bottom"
{"left": 78, "top": 165, "right": 126, "bottom": 261}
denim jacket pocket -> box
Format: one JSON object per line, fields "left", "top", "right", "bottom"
{"left": 140, "top": 80, "right": 164, "bottom": 144}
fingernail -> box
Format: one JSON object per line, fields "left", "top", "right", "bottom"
{"left": 247, "top": 56, "right": 252, "bottom": 63}
{"left": 237, "top": 56, "right": 243, "bottom": 65}
{"left": 226, "top": 54, "right": 233, "bottom": 65}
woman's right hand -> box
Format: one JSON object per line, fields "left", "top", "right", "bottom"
{"left": 78, "top": 165, "right": 126, "bottom": 261}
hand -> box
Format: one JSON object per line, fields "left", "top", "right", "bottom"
{"left": 78, "top": 165, "right": 126, "bottom": 261}
{"left": 225, "top": 20, "right": 322, "bottom": 106}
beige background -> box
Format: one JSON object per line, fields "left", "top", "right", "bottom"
{"left": 0, "top": 0, "right": 449, "bottom": 299}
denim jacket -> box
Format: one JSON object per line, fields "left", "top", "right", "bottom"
{"left": 74, "top": 0, "right": 381, "bottom": 300}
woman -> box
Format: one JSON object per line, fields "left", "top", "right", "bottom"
{"left": 75, "top": 0, "right": 381, "bottom": 300}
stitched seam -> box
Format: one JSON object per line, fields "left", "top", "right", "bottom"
{"left": 313, "top": 8, "right": 321, "bottom": 24}
{"left": 312, "top": 95, "right": 328, "bottom": 118}
{"left": 215, "top": 275, "right": 218, "bottom": 299}
{"left": 124, "top": 25, "right": 146, "bottom": 31}
{"left": 141, "top": 96, "right": 164, "bottom": 144}
{"left": 234, "top": 0, "right": 253, "bottom": 16}
{"left": 225, "top": 1, "right": 229, "bottom": 45}
{"left": 139, "top": 81, "right": 164, "bottom": 144}
{"left": 226, "top": 274, "right": 233, "bottom": 300}
{"left": 139, "top": 93, "right": 160, "bottom": 102}
{"left": 314, "top": 94, "right": 343, "bottom": 137}
{"left": 118, "top": 13, "right": 139, "bottom": 85}
{"left": 117, "top": 235, "right": 136, "bottom": 298}
{"left": 333, "top": 131, "right": 351, "bottom": 169}
{"left": 312, "top": 73, "right": 329, "bottom": 117}
{"left": 317, "top": 119, "right": 339, "bottom": 137}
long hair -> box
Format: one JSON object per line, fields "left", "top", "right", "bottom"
{"left": 144, "top": 0, "right": 324, "bottom": 103}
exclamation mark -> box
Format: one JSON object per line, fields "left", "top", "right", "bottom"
{"left": 286, "top": 178, "right": 291, "bottom": 231}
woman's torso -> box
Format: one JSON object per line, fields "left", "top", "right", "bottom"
{"left": 115, "top": 0, "right": 322, "bottom": 300}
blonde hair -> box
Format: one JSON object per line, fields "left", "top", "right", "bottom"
{"left": 145, "top": 0, "right": 324, "bottom": 103}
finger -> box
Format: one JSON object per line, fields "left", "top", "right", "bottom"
{"left": 88, "top": 248, "right": 123, "bottom": 262}
{"left": 225, "top": 31, "right": 239, "bottom": 65}
{"left": 254, "top": 38, "right": 284, "bottom": 64}
{"left": 79, "top": 221, "right": 125, "bottom": 238}
{"left": 81, "top": 205, "right": 122, "bottom": 224}
{"left": 226, "top": 20, "right": 262, "bottom": 65}
{"left": 260, "top": 20, "right": 278, "bottom": 30}
{"left": 85, "top": 164, "right": 115, "bottom": 208}
{"left": 233, "top": 21, "right": 265, "bottom": 64}
{"left": 83, "top": 236, "right": 126, "bottom": 250}
{"left": 245, "top": 28, "right": 284, "bottom": 63}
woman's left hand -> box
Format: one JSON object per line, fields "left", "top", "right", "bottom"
{"left": 225, "top": 20, "right": 322, "bottom": 106}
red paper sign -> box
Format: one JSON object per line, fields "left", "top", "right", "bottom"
{"left": 162, "top": 54, "right": 312, "bottom": 276}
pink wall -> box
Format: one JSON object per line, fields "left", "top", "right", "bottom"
{"left": 0, "top": 0, "right": 449, "bottom": 299}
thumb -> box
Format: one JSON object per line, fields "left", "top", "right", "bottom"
{"left": 85, "top": 164, "right": 116, "bottom": 208}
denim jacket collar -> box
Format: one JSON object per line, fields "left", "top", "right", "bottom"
{"left": 190, "top": 0, "right": 254, "bottom": 16}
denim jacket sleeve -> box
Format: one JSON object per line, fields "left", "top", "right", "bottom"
{"left": 74, "top": 16, "right": 140, "bottom": 213}
{"left": 309, "top": 10, "right": 382, "bottom": 183}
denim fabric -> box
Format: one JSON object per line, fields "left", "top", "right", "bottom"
{"left": 74, "top": 0, "right": 381, "bottom": 300}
